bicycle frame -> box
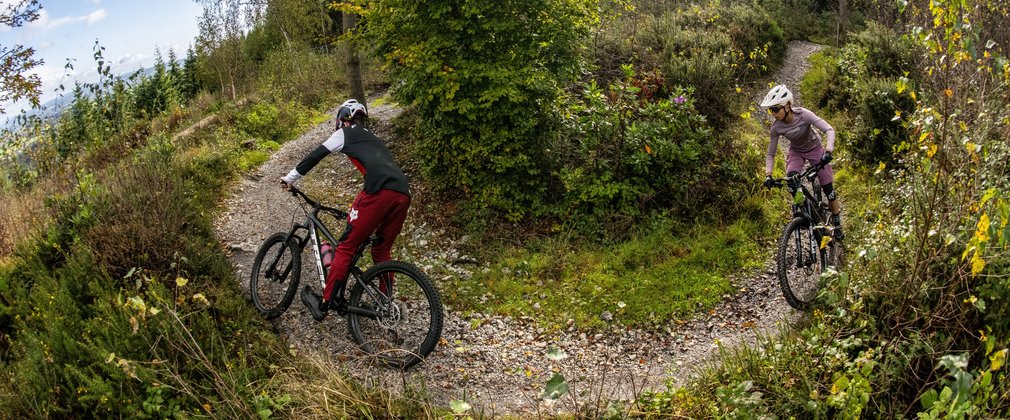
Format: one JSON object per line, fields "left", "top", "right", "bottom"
{"left": 775, "top": 163, "right": 833, "bottom": 270}
{"left": 282, "top": 188, "right": 389, "bottom": 317}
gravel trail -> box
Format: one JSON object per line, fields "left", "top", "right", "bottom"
{"left": 214, "top": 41, "right": 824, "bottom": 415}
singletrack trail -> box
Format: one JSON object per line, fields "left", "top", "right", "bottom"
{"left": 214, "top": 41, "right": 823, "bottom": 415}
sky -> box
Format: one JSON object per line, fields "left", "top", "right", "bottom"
{"left": 1, "top": 0, "right": 204, "bottom": 115}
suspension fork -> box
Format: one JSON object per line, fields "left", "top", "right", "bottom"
{"left": 792, "top": 220, "right": 817, "bottom": 269}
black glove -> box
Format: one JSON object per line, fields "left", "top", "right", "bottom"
{"left": 819, "top": 151, "right": 833, "bottom": 166}
{"left": 763, "top": 175, "right": 775, "bottom": 189}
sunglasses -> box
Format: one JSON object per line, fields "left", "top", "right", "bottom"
{"left": 768, "top": 106, "right": 783, "bottom": 114}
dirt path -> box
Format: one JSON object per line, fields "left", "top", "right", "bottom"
{"left": 213, "top": 41, "right": 823, "bottom": 415}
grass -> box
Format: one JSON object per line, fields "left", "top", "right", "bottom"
{"left": 447, "top": 217, "right": 770, "bottom": 330}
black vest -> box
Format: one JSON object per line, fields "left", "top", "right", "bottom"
{"left": 341, "top": 125, "right": 410, "bottom": 196}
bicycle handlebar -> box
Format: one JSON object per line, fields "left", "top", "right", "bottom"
{"left": 288, "top": 186, "right": 349, "bottom": 218}
{"left": 767, "top": 162, "right": 825, "bottom": 189}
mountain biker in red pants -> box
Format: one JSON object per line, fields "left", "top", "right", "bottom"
{"left": 280, "top": 99, "right": 411, "bottom": 321}
{"left": 760, "top": 84, "right": 844, "bottom": 240}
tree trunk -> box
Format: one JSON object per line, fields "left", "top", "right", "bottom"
{"left": 838, "top": 0, "right": 850, "bottom": 46}
{"left": 343, "top": 11, "right": 366, "bottom": 108}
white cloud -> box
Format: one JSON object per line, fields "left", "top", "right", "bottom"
{"left": 28, "top": 8, "right": 107, "bottom": 31}
{"left": 84, "top": 9, "right": 106, "bottom": 25}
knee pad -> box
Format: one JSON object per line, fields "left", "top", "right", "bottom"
{"left": 823, "top": 183, "right": 837, "bottom": 202}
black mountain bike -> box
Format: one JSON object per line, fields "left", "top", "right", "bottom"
{"left": 768, "top": 163, "right": 841, "bottom": 310}
{"left": 249, "top": 186, "right": 443, "bottom": 369}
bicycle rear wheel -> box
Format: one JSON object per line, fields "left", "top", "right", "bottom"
{"left": 348, "top": 261, "right": 443, "bottom": 369}
{"left": 777, "top": 217, "right": 829, "bottom": 310}
{"left": 250, "top": 232, "right": 302, "bottom": 319}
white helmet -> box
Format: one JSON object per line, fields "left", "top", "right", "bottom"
{"left": 760, "top": 84, "right": 793, "bottom": 107}
{"left": 337, "top": 99, "right": 367, "bottom": 122}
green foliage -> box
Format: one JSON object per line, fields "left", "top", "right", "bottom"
{"left": 0, "top": 0, "right": 43, "bottom": 114}
{"left": 804, "top": 22, "right": 919, "bottom": 113}
{"left": 244, "top": 0, "right": 331, "bottom": 63}
{"left": 235, "top": 100, "right": 312, "bottom": 143}
{"left": 757, "top": 0, "right": 839, "bottom": 42}
{"left": 652, "top": 1, "right": 1010, "bottom": 417}
{"left": 848, "top": 76, "right": 916, "bottom": 164}
{"left": 802, "top": 23, "right": 919, "bottom": 165}
{"left": 627, "top": 3, "right": 785, "bottom": 128}
{"left": 557, "top": 70, "right": 748, "bottom": 234}
{"left": 257, "top": 46, "right": 346, "bottom": 107}
{"left": 131, "top": 48, "right": 190, "bottom": 119}
{"left": 368, "top": 0, "right": 597, "bottom": 220}
{"left": 238, "top": 150, "right": 271, "bottom": 172}
{"left": 0, "top": 144, "right": 285, "bottom": 417}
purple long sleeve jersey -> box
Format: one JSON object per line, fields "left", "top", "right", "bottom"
{"left": 766, "top": 107, "right": 835, "bottom": 175}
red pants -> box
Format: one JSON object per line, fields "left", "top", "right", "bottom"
{"left": 323, "top": 189, "right": 410, "bottom": 301}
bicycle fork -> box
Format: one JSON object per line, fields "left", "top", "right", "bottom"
{"left": 794, "top": 225, "right": 818, "bottom": 270}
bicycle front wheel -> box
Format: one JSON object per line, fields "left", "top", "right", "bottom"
{"left": 250, "top": 232, "right": 302, "bottom": 319}
{"left": 348, "top": 261, "right": 443, "bottom": 369}
{"left": 777, "top": 217, "right": 827, "bottom": 310}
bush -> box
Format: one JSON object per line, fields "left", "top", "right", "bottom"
{"left": 801, "top": 49, "right": 847, "bottom": 110}
{"left": 802, "top": 23, "right": 919, "bottom": 165}
{"left": 235, "top": 100, "right": 312, "bottom": 143}
{"left": 557, "top": 69, "right": 748, "bottom": 236}
{"left": 369, "top": 0, "right": 598, "bottom": 221}
{"left": 848, "top": 77, "right": 916, "bottom": 164}
{"left": 761, "top": 0, "right": 842, "bottom": 41}
{"left": 83, "top": 150, "right": 214, "bottom": 278}
{"left": 632, "top": 3, "right": 784, "bottom": 129}
{"left": 257, "top": 47, "right": 346, "bottom": 108}
{"left": 847, "top": 21, "right": 918, "bottom": 79}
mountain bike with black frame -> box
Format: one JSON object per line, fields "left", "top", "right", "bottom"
{"left": 249, "top": 186, "right": 443, "bottom": 369}
{"left": 767, "top": 163, "right": 842, "bottom": 310}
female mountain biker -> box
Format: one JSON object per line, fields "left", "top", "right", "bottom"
{"left": 761, "top": 84, "right": 844, "bottom": 239}
{"left": 280, "top": 99, "right": 411, "bottom": 321}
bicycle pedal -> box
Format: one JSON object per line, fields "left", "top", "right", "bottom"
{"left": 332, "top": 297, "right": 348, "bottom": 315}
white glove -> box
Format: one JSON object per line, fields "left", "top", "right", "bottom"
{"left": 281, "top": 169, "right": 303, "bottom": 187}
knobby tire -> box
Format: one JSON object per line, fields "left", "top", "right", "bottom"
{"left": 777, "top": 217, "right": 825, "bottom": 310}
{"left": 348, "top": 261, "right": 443, "bottom": 369}
{"left": 250, "top": 232, "right": 302, "bottom": 319}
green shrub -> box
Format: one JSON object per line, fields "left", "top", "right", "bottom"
{"left": 257, "top": 47, "right": 346, "bottom": 107}
{"left": 847, "top": 21, "right": 918, "bottom": 79}
{"left": 802, "top": 24, "right": 919, "bottom": 166}
{"left": 846, "top": 77, "right": 916, "bottom": 164}
{"left": 634, "top": 3, "right": 784, "bottom": 128}
{"left": 758, "top": 0, "right": 839, "bottom": 42}
{"left": 369, "top": 0, "right": 597, "bottom": 221}
{"left": 0, "top": 138, "right": 284, "bottom": 417}
{"left": 801, "top": 49, "right": 846, "bottom": 109}
{"left": 235, "top": 100, "right": 311, "bottom": 143}
{"left": 557, "top": 69, "right": 749, "bottom": 236}
{"left": 238, "top": 150, "right": 270, "bottom": 172}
